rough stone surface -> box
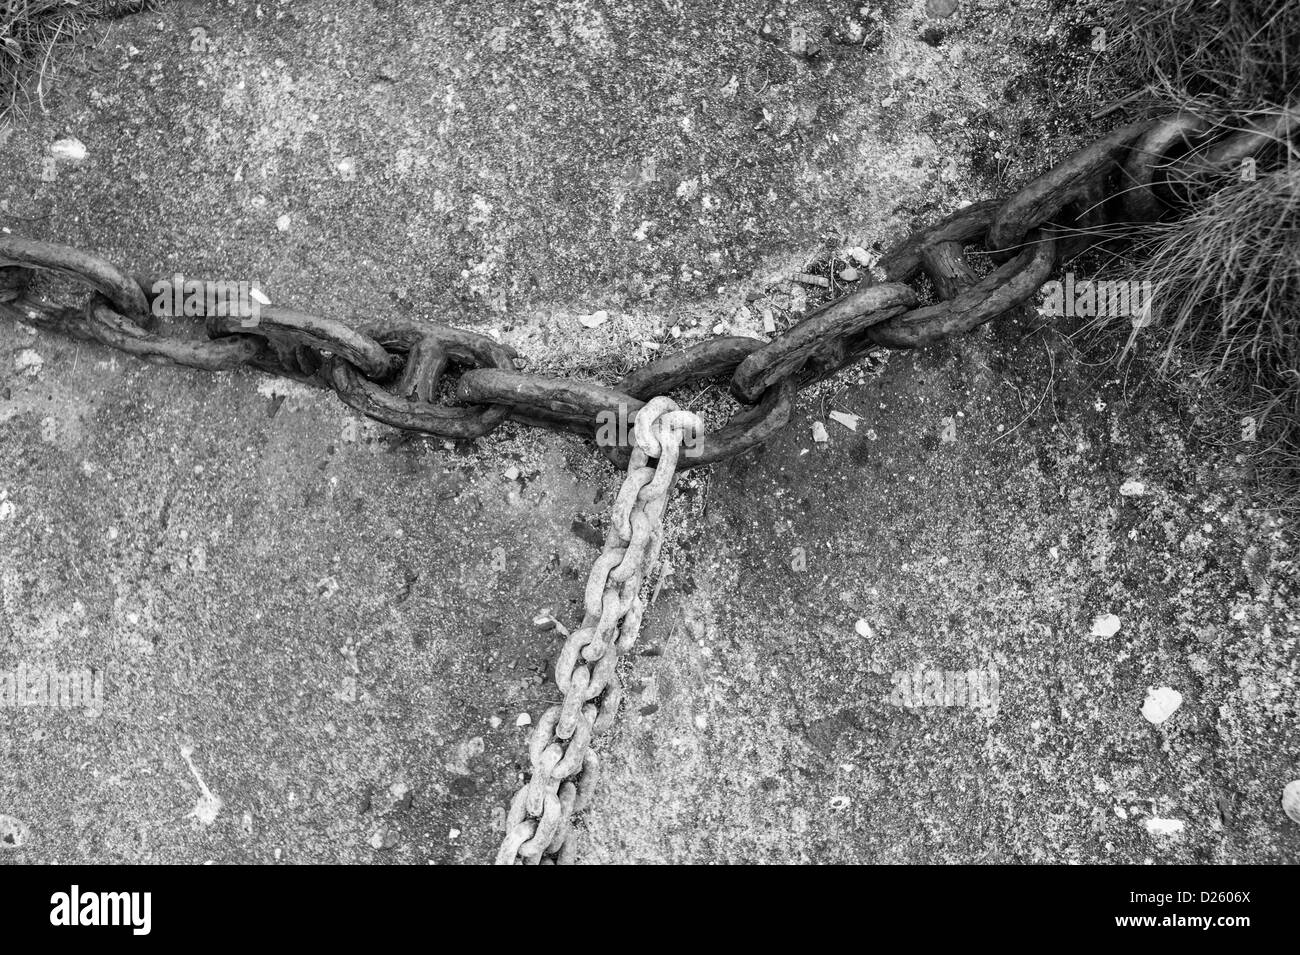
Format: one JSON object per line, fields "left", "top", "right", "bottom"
{"left": 1, "top": 1, "right": 1297, "bottom": 864}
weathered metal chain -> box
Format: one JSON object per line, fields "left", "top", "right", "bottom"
{"left": 495, "top": 398, "right": 702, "bottom": 864}
{"left": 1, "top": 100, "right": 1296, "bottom": 863}
{"left": 2, "top": 102, "right": 1295, "bottom": 465}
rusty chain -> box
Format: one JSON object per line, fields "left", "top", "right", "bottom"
{"left": 1, "top": 101, "right": 1296, "bottom": 862}
{"left": 495, "top": 398, "right": 701, "bottom": 864}
{"left": 3, "top": 102, "right": 1295, "bottom": 467}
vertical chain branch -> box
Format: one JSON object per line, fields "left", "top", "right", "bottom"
{"left": 495, "top": 398, "right": 703, "bottom": 865}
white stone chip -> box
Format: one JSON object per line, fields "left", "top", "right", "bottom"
{"left": 829, "top": 410, "right": 860, "bottom": 431}
{"left": 1144, "top": 817, "right": 1185, "bottom": 838}
{"left": 1282, "top": 780, "right": 1300, "bottom": 824}
{"left": 1141, "top": 686, "right": 1183, "bottom": 724}
{"left": 1090, "top": 613, "right": 1121, "bottom": 638}
{"left": 49, "top": 137, "right": 87, "bottom": 163}
{"left": 846, "top": 246, "right": 877, "bottom": 268}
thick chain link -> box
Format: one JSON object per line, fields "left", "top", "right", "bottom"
{"left": 3, "top": 101, "right": 1295, "bottom": 468}
{"left": 494, "top": 397, "right": 701, "bottom": 865}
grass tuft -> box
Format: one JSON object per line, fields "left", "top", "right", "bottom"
{"left": 0, "top": 1, "right": 154, "bottom": 120}
{"left": 1129, "top": 165, "right": 1300, "bottom": 489}
{"left": 1097, "top": 1, "right": 1300, "bottom": 501}
{"left": 1113, "top": 0, "right": 1299, "bottom": 112}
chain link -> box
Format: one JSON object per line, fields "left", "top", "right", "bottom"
{"left": 494, "top": 397, "right": 701, "bottom": 865}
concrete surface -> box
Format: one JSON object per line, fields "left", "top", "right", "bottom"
{"left": 0, "top": 0, "right": 1296, "bottom": 863}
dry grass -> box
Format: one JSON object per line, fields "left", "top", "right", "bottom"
{"left": 1095, "top": 0, "right": 1300, "bottom": 501}
{"left": 1113, "top": 0, "right": 1299, "bottom": 112}
{"left": 0, "top": 1, "right": 153, "bottom": 119}
{"left": 1127, "top": 166, "right": 1300, "bottom": 490}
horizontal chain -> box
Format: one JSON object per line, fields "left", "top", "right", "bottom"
{"left": 2, "top": 100, "right": 1296, "bottom": 466}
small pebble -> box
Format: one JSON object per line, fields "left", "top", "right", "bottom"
{"left": 515, "top": 712, "right": 532, "bottom": 728}
{"left": 1120, "top": 479, "right": 1146, "bottom": 497}
{"left": 846, "top": 246, "right": 877, "bottom": 267}
{"left": 837, "top": 21, "right": 866, "bottom": 44}
{"left": 829, "top": 410, "right": 859, "bottom": 431}
{"left": 578, "top": 309, "right": 609, "bottom": 329}
{"left": 1144, "top": 817, "right": 1185, "bottom": 838}
{"left": 275, "top": 213, "right": 291, "bottom": 232}
{"left": 838, "top": 266, "right": 860, "bottom": 282}
{"left": 1141, "top": 686, "right": 1182, "bottom": 725}
{"left": 0, "top": 813, "right": 30, "bottom": 849}
{"left": 854, "top": 619, "right": 874, "bottom": 638}
{"left": 14, "top": 349, "right": 43, "bottom": 376}
{"left": 1282, "top": 780, "right": 1300, "bottom": 824}
{"left": 49, "top": 137, "right": 87, "bottom": 163}
{"left": 1090, "top": 613, "right": 1121, "bottom": 638}
{"left": 811, "top": 421, "right": 829, "bottom": 443}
